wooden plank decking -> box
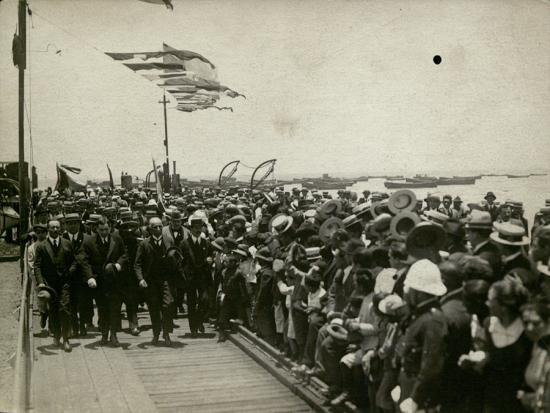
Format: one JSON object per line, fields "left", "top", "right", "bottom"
{"left": 30, "top": 310, "right": 313, "bottom": 413}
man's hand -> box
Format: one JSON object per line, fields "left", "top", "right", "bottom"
{"left": 139, "top": 280, "right": 148, "bottom": 289}
{"left": 87, "top": 278, "right": 97, "bottom": 288}
{"left": 399, "top": 397, "right": 418, "bottom": 413}
{"left": 37, "top": 283, "right": 45, "bottom": 288}
{"left": 114, "top": 263, "right": 122, "bottom": 272}
{"left": 206, "top": 257, "right": 213, "bottom": 264}
{"left": 362, "top": 349, "right": 375, "bottom": 374}
{"left": 273, "top": 259, "right": 284, "bottom": 272}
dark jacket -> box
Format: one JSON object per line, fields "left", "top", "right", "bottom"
{"left": 34, "top": 238, "right": 75, "bottom": 289}
{"left": 399, "top": 298, "right": 448, "bottom": 408}
{"left": 255, "top": 266, "right": 275, "bottom": 312}
{"left": 81, "top": 233, "right": 128, "bottom": 280}
{"left": 473, "top": 240, "right": 502, "bottom": 280}
{"left": 63, "top": 231, "right": 91, "bottom": 283}
{"left": 180, "top": 236, "right": 213, "bottom": 284}
{"left": 134, "top": 237, "right": 184, "bottom": 283}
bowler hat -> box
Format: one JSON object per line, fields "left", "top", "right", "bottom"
{"left": 388, "top": 190, "right": 417, "bottom": 215}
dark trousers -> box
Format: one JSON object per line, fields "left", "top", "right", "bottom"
{"left": 144, "top": 279, "right": 175, "bottom": 337}
{"left": 187, "top": 279, "right": 209, "bottom": 332}
{"left": 320, "top": 334, "right": 348, "bottom": 391}
{"left": 302, "top": 312, "right": 324, "bottom": 367}
{"left": 219, "top": 298, "right": 247, "bottom": 331}
{"left": 111, "top": 284, "right": 139, "bottom": 331}
{"left": 49, "top": 283, "right": 72, "bottom": 340}
{"left": 254, "top": 307, "right": 276, "bottom": 346}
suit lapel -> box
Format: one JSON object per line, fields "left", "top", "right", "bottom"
{"left": 44, "top": 240, "right": 55, "bottom": 262}
{"left": 106, "top": 236, "right": 116, "bottom": 263}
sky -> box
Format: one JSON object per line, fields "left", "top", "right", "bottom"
{"left": 1, "top": 0, "right": 549, "bottom": 185}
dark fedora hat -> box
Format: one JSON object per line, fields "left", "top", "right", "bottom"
{"left": 317, "top": 199, "right": 343, "bottom": 222}
{"left": 406, "top": 222, "right": 447, "bottom": 260}
{"left": 255, "top": 246, "right": 273, "bottom": 263}
{"left": 484, "top": 191, "right": 496, "bottom": 200}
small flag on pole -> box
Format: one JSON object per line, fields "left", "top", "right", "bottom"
{"left": 107, "top": 164, "right": 114, "bottom": 190}
{"left": 152, "top": 159, "right": 167, "bottom": 213}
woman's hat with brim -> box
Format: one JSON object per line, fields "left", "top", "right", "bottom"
{"left": 296, "top": 221, "right": 319, "bottom": 238}
{"left": 319, "top": 217, "right": 344, "bottom": 243}
{"left": 232, "top": 244, "right": 250, "bottom": 259}
{"left": 490, "top": 222, "right": 529, "bottom": 246}
{"left": 269, "top": 214, "right": 294, "bottom": 235}
{"left": 406, "top": 222, "right": 447, "bottom": 260}
{"left": 390, "top": 211, "right": 421, "bottom": 238}
{"left": 327, "top": 323, "right": 349, "bottom": 342}
{"left": 465, "top": 210, "right": 493, "bottom": 230}
{"left": 316, "top": 199, "right": 342, "bottom": 222}
{"left": 388, "top": 190, "right": 417, "bottom": 215}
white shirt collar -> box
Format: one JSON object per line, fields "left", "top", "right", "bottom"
{"left": 48, "top": 236, "right": 59, "bottom": 245}
{"left": 191, "top": 234, "right": 201, "bottom": 244}
{"left": 489, "top": 316, "right": 524, "bottom": 348}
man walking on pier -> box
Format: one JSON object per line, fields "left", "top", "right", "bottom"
{"left": 135, "top": 217, "right": 181, "bottom": 345}
{"left": 34, "top": 220, "right": 75, "bottom": 352}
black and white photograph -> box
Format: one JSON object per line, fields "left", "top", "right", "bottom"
{"left": 1, "top": 0, "right": 550, "bottom": 412}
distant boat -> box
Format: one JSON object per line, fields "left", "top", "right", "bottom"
{"left": 437, "top": 177, "right": 476, "bottom": 185}
{"left": 453, "top": 175, "right": 481, "bottom": 180}
{"left": 384, "top": 180, "right": 437, "bottom": 189}
{"left": 355, "top": 176, "right": 369, "bottom": 182}
{"left": 507, "top": 174, "right": 530, "bottom": 178}
{"left": 413, "top": 174, "right": 437, "bottom": 180}
{"left": 530, "top": 173, "right": 547, "bottom": 177}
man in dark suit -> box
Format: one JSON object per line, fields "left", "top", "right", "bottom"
{"left": 483, "top": 191, "right": 499, "bottom": 221}
{"left": 81, "top": 217, "right": 128, "bottom": 346}
{"left": 162, "top": 210, "right": 188, "bottom": 315}
{"left": 135, "top": 217, "right": 184, "bottom": 345}
{"left": 466, "top": 210, "right": 501, "bottom": 280}
{"left": 180, "top": 213, "right": 213, "bottom": 336}
{"left": 34, "top": 220, "right": 75, "bottom": 351}
{"left": 62, "top": 212, "right": 90, "bottom": 336}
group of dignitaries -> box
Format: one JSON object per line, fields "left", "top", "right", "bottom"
{"left": 27, "top": 184, "right": 550, "bottom": 413}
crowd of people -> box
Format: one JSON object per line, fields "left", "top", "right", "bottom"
{"left": 26, "top": 184, "right": 550, "bottom": 413}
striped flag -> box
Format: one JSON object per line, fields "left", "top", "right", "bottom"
{"left": 105, "top": 44, "right": 244, "bottom": 112}
{"left": 55, "top": 163, "right": 86, "bottom": 192}
{"left": 106, "top": 163, "right": 114, "bottom": 190}
{"left": 152, "top": 159, "right": 167, "bottom": 212}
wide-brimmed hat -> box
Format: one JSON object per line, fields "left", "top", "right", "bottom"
{"left": 36, "top": 285, "right": 57, "bottom": 312}
{"left": 232, "top": 244, "right": 250, "bottom": 258}
{"left": 406, "top": 222, "right": 447, "bottom": 259}
{"left": 370, "top": 200, "right": 390, "bottom": 218}
{"left": 371, "top": 213, "right": 392, "bottom": 234}
{"left": 255, "top": 246, "right": 273, "bottom": 263}
{"left": 404, "top": 259, "right": 447, "bottom": 296}
{"left": 484, "top": 191, "right": 496, "bottom": 200}
{"left": 390, "top": 211, "right": 421, "bottom": 238}
{"left": 465, "top": 210, "right": 493, "bottom": 230}
{"left": 490, "top": 222, "right": 529, "bottom": 246}
{"left": 388, "top": 190, "right": 417, "bottom": 215}
{"left": 188, "top": 211, "right": 208, "bottom": 226}
{"left": 212, "top": 237, "right": 225, "bottom": 252}
{"left": 296, "top": 221, "right": 319, "bottom": 238}
{"left": 319, "top": 217, "right": 344, "bottom": 243}
{"left": 86, "top": 214, "right": 102, "bottom": 224}
{"left": 343, "top": 214, "right": 362, "bottom": 230}
{"left": 352, "top": 202, "right": 373, "bottom": 220}
{"left": 269, "top": 214, "right": 294, "bottom": 235}
{"left": 423, "top": 210, "right": 450, "bottom": 226}
{"left": 317, "top": 199, "right": 342, "bottom": 221}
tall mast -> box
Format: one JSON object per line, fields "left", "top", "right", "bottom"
{"left": 18, "top": 0, "right": 28, "bottom": 259}
{"left": 159, "top": 92, "right": 170, "bottom": 192}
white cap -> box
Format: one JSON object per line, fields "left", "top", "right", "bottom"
{"left": 404, "top": 259, "right": 447, "bottom": 296}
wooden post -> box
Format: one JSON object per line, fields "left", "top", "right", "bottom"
{"left": 18, "top": 0, "right": 28, "bottom": 264}
{"left": 158, "top": 93, "right": 170, "bottom": 192}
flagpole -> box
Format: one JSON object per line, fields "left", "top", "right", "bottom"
{"left": 18, "top": 0, "right": 29, "bottom": 263}
{"left": 159, "top": 92, "right": 170, "bottom": 192}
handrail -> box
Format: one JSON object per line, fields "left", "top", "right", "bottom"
{"left": 12, "top": 244, "right": 33, "bottom": 412}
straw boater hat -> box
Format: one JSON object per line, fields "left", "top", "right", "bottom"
{"left": 233, "top": 244, "right": 250, "bottom": 259}
{"left": 269, "top": 214, "right": 294, "bottom": 235}
{"left": 64, "top": 212, "right": 81, "bottom": 223}
{"left": 490, "top": 222, "right": 529, "bottom": 246}
{"left": 370, "top": 200, "right": 390, "bottom": 218}
{"left": 343, "top": 214, "right": 362, "bottom": 230}
{"left": 119, "top": 220, "right": 139, "bottom": 231}
{"left": 305, "top": 247, "right": 322, "bottom": 261}
{"left": 404, "top": 259, "right": 447, "bottom": 296}
{"left": 319, "top": 217, "right": 344, "bottom": 243}
{"left": 317, "top": 199, "right": 343, "bottom": 222}
{"left": 390, "top": 211, "right": 421, "bottom": 238}
{"left": 406, "top": 222, "right": 447, "bottom": 259}
{"left": 212, "top": 237, "right": 225, "bottom": 252}
{"left": 388, "top": 190, "right": 417, "bottom": 215}
{"left": 465, "top": 210, "right": 493, "bottom": 230}
{"left": 423, "top": 210, "right": 450, "bottom": 226}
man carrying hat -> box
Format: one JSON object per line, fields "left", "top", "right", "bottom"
{"left": 34, "top": 220, "right": 76, "bottom": 352}
{"left": 163, "top": 210, "right": 189, "bottom": 315}
{"left": 135, "top": 217, "right": 183, "bottom": 345}
{"left": 398, "top": 259, "right": 449, "bottom": 413}
{"left": 81, "top": 217, "right": 128, "bottom": 346}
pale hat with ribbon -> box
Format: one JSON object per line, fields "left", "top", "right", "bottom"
{"left": 490, "top": 222, "right": 529, "bottom": 246}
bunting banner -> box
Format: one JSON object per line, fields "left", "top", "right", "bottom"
{"left": 55, "top": 163, "right": 87, "bottom": 192}
{"left": 107, "top": 163, "right": 114, "bottom": 190}
{"left": 105, "top": 43, "right": 244, "bottom": 112}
